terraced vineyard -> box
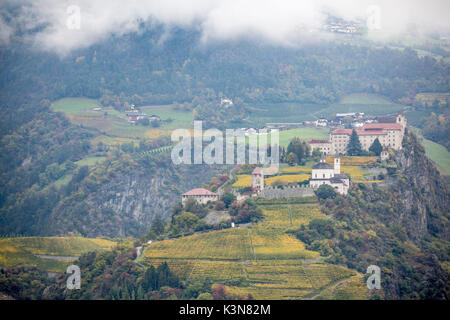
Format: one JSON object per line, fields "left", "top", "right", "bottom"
{"left": 143, "top": 201, "right": 367, "bottom": 299}
{"left": 133, "top": 145, "right": 174, "bottom": 160}
{"left": 0, "top": 237, "right": 117, "bottom": 272}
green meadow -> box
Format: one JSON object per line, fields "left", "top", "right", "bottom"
{"left": 421, "top": 138, "right": 450, "bottom": 175}
{"left": 52, "top": 98, "right": 101, "bottom": 114}
{"left": 315, "top": 94, "right": 405, "bottom": 118}
{"left": 247, "top": 127, "right": 329, "bottom": 147}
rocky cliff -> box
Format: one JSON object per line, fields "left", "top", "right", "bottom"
{"left": 48, "top": 155, "right": 227, "bottom": 238}
{"left": 392, "top": 130, "right": 449, "bottom": 243}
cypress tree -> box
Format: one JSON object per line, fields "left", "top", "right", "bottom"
{"left": 369, "top": 138, "right": 383, "bottom": 156}
{"left": 347, "top": 129, "right": 362, "bottom": 156}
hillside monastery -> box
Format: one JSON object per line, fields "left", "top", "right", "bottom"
{"left": 310, "top": 113, "right": 407, "bottom": 155}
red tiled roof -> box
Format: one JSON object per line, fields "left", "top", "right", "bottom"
{"left": 332, "top": 125, "right": 398, "bottom": 136}
{"left": 252, "top": 167, "right": 263, "bottom": 175}
{"left": 362, "top": 123, "right": 402, "bottom": 130}
{"left": 309, "top": 139, "right": 330, "bottom": 144}
{"left": 183, "top": 188, "right": 217, "bottom": 196}
{"left": 357, "top": 130, "right": 386, "bottom": 136}
{"left": 331, "top": 128, "right": 352, "bottom": 135}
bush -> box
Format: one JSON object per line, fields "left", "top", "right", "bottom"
{"left": 315, "top": 184, "right": 337, "bottom": 199}
{"left": 214, "top": 201, "right": 226, "bottom": 210}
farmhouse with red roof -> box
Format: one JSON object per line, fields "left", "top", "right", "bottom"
{"left": 182, "top": 188, "right": 218, "bottom": 205}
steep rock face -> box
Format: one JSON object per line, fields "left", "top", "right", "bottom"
{"left": 51, "top": 162, "right": 226, "bottom": 238}
{"left": 392, "top": 131, "right": 449, "bottom": 243}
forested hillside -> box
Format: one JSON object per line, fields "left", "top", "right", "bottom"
{"left": 293, "top": 131, "right": 450, "bottom": 299}
{"left": 0, "top": 26, "right": 449, "bottom": 238}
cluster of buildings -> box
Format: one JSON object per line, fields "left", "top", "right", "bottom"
{"left": 249, "top": 157, "right": 349, "bottom": 195}
{"left": 125, "top": 105, "right": 160, "bottom": 124}
{"left": 310, "top": 113, "right": 407, "bottom": 155}
{"left": 181, "top": 113, "right": 407, "bottom": 201}
{"left": 323, "top": 21, "right": 359, "bottom": 34}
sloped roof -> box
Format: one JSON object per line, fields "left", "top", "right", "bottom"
{"left": 183, "top": 188, "right": 217, "bottom": 196}
{"left": 309, "top": 139, "right": 330, "bottom": 144}
{"left": 252, "top": 167, "right": 263, "bottom": 175}
{"left": 331, "top": 128, "right": 389, "bottom": 136}
{"left": 358, "top": 130, "right": 386, "bottom": 136}
{"left": 312, "top": 162, "right": 333, "bottom": 170}
{"left": 331, "top": 128, "right": 353, "bottom": 135}
{"left": 362, "top": 123, "right": 402, "bottom": 130}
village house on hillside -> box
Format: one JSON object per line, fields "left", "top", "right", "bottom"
{"left": 182, "top": 188, "right": 218, "bottom": 205}
{"left": 309, "top": 156, "right": 350, "bottom": 195}
{"left": 125, "top": 104, "right": 148, "bottom": 123}
{"left": 309, "top": 113, "right": 407, "bottom": 155}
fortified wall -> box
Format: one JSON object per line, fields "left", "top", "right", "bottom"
{"left": 258, "top": 185, "right": 315, "bottom": 199}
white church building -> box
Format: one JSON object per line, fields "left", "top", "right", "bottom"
{"left": 309, "top": 157, "right": 350, "bottom": 195}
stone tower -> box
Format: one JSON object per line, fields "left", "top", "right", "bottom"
{"left": 334, "top": 157, "right": 340, "bottom": 175}
{"left": 251, "top": 167, "right": 264, "bottom": 192}
{"left": 396, "top": 113, "right": 407, "bottom": 130}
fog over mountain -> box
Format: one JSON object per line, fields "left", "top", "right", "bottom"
{"left": 0, "top": 0, "right": 449, "bottom": 54}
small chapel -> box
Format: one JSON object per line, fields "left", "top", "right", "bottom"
{"left": 309, "top": 156, "right": 350, "bottom": 195}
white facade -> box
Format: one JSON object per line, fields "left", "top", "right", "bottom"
{"left": 182, "top": 188, "right": 218, "bottom": 205}
{"left": 330, "top": 114, "right": 407, "bottom": 155}
{"left": 309, "top": 140, "right": 332, "bottom": 155}
{"left": 251, "top": 168, "right": 264, "bottom": 191}
{"left": 309, "top": 157, "right": 349, "bottom": 195}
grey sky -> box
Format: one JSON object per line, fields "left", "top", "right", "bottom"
{"left": 1, "top": 0, "right": 449, "bottom": 55}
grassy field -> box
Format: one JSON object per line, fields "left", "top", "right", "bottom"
{"left": 0, "top": 237, "right": 117, "bottom": 272}
{"left": 52, "top": 98, "right": 101, "bottom": 115}
{"left": 143, "top": 201, "right": 361, "bottom": 299}
{"left": 51, "top": 98, "right": 192, "bottom": 140}
{"left": 246, "top": 127, "right": 329, "bottom": 147}
{"left": 246, "top": 103, "right": 327, "bottom": 127}
{"left": 140, "top": 105, "right": 193, "bottom": 130}
{"left": 281, "top": 165, "right": 313, "bottom": 174}
{"left": 421, "top": 138, "right": 450, "bottom": 174}
{"left": 75, "top": 156, "right": 108, "bottom": 166}
{"left": 265, "top": 174, "right": 310, "bottom": 186}
{"left": 410, "top": 127, "right": 450, "bottom": 175}
{"left": 316, "top": 96, "right": 405, "bottom": 119}
{"left": 247, "top": 93, "right": 405, "bottom": 129}
{"left": 339, "top": 93, "right": 393, "bottom": 105}
{"left": 232, "top": 175, "right": 252, "bottom": 188}
{"left": 325, "top": 156, "right": 377, "bottom": 166}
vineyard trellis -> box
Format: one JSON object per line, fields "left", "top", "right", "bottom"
{"left": 133, "top": 145, "right": 173, "bottom": 161}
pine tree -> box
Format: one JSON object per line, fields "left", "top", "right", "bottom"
{"left": 347, "top": 129, "right": 362, "bottom": 156}
{"left": 369, "top": 138, "right": 383, "bottom": 156}
{"left": 151, "top": 214, "right": 165, "bottom": 235}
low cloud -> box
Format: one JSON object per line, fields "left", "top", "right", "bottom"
{"left": 1, "top": 0, "right": 449, "bottom": 55}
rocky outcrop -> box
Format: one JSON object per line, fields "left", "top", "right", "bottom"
{"left": 392, "top": 131, "right": 449, "bottom": 243}
{"left": 50, "top": 161, "right": 227, "bottom": 238}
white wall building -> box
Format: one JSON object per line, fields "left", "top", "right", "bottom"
{"left": 309, "top": 157, "right": 350, "bottom": 195}
{"left": 182, "top": 188, "right": 218, "bottom": 205}
{"left": 330, "top": 113, "right": 407, "bottom": 155}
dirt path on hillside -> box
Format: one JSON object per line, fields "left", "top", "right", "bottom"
{"left": 303, "top": 274, "right": 365, "bottom": 300}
